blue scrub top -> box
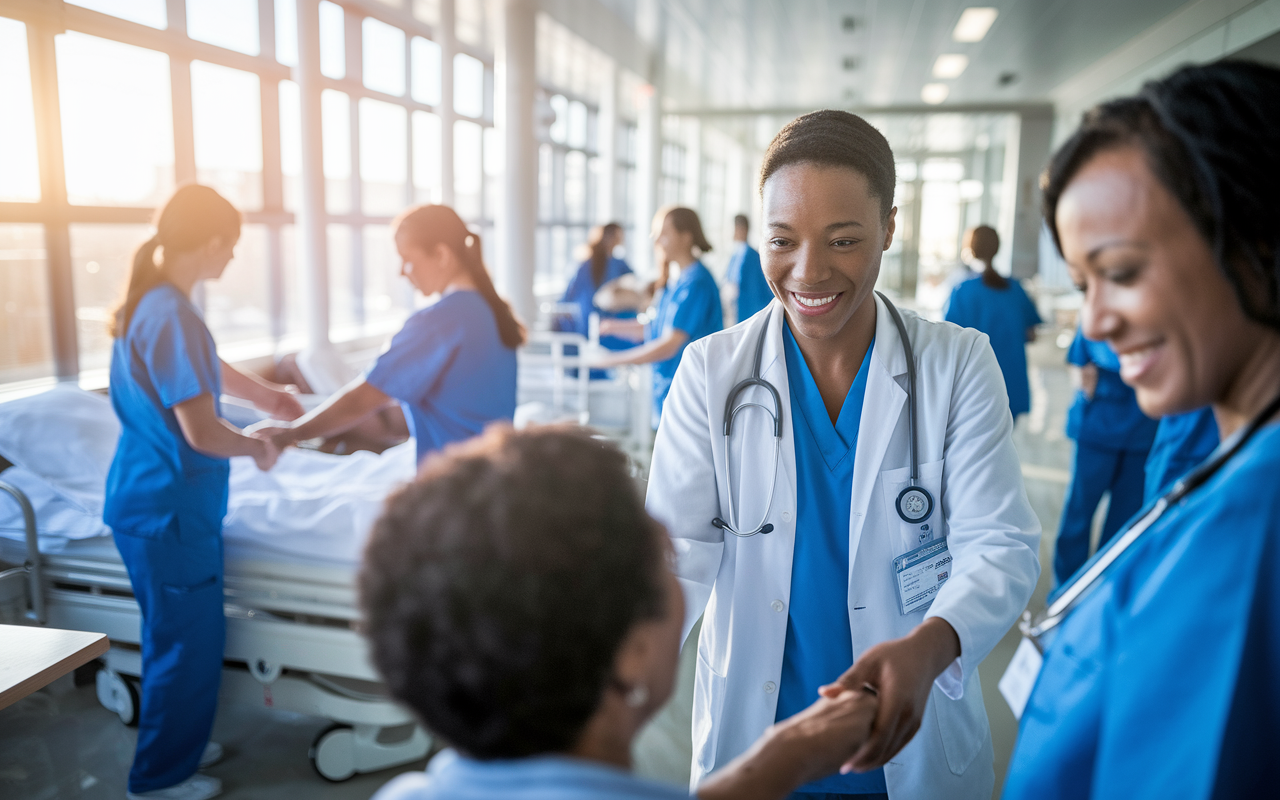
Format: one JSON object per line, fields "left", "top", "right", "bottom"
{"left": 648, "top": 261, "right": 722, "bottom": 427}
{"left": 1064, "top": 328, "right": 1158, "bottom": 451}
{"left": 1004, "top": 423, "right": 1280, "bottom": 800}
{"left": 775, "top": 323, "right": 886, "bottom": 794}
{"left": 553, "top": 257, "right": 636, "bottom": 351}
{"left": 104, "top": 283, "right": 229, "bottom": 539}
{"left": 1143, "top": 407, "right": 1219, "bottom": 502}
{"left": 944, "top": 278, "right": 1042, "bottom": 417}
{"left": 372, "top": 751, "right": 689, "bottom": 800}
{"left": 726, "top": 243, "right": 772, "bottom": 323}
{"left": 365, "top": 290, "right": 517, "bottom": 465}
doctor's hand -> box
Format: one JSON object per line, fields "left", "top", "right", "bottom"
{"left": 249, "top": 423, "right": 298, "bottom": 453}
{"left": 696, "top": 688, "right": 878, "bottom": 800}
{"left": 1077, "top": 363, "right": 1099, "bottom": 401}
{"left": 819, "top": 617, "right": 961, "bottom": 772}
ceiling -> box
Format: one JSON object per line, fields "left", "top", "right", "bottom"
{"left": 593, "top": 0, "right": 1196, "bottom": 110}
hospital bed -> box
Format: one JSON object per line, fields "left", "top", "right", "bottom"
{"left": 0, "top": 386, "right": 431, "bottom": 782}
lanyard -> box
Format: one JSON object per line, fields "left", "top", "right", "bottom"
{"left": 1020, "top": 392, "right": 1280, "bottom": 649}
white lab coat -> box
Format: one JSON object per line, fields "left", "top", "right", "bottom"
{"left": 645, "top": 295, "right": 1041, "bottom": 799}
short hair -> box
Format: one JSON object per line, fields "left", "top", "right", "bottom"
{"left": 759, "top": 109, "right": 897, "bottom": 219}
{"left": 358, "top": 425, "right": 667, "bottom": 759}
{"left": 734, "top": 214, "right": 750, "bottom": 231}
{"left": 1043, "top": 61, "right": 1280, "bottom": 331}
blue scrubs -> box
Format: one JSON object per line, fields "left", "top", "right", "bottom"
{"left": 775, "top": 324, "right": 887, "bottom": 797}
{"left": 365, "top": 289, "right": 517, "bottom": 465}
{"left": 726, "top": 243, "right": 772, "bottom": 323}
{"left": 944, "top": 278, "right": 1042, "bottom": 417}
{"left": 373, "top": 750, "right": 689, "bottom": 800}
{"left": 1143, "top": 407, "right": 1218, "bottom": 502}
{"left": 1054, "top": 329, "right": 1157, "bottom": 585}
{"left": 554, "top": 256, "right": 636, "bottom": 350}
{"left": 104, "top": 283, "right": 228, "bottom": 794}
{"left": 648, "top": 262, "right": 722, "bottom": 427}
{"left": 1004, "top": 423, "right": 1280, "bottom": 800}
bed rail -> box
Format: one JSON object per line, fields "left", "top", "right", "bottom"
{"left": 0, "top": 478, "right": 46, "bottom": 624}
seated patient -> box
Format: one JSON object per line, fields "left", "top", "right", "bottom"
{"left": 360, "top": 425, "right": 879, "bottom": 800}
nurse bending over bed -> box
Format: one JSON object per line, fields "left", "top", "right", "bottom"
{"left": 254, "top": 205, "right": 524, "bottom": 466}
{"left": 104, "top": 185, "right": 303, "bottom": 800}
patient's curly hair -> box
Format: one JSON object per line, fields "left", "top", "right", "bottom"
{"left": 358, "top": 425, "right": 667, "bottom": 759}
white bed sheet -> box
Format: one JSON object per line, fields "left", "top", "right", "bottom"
{"left": 0, "top": 387, "right": 416, "bottom": 567}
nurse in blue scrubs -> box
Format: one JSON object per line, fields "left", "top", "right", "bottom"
{"left": 1004, "top": 62, "right": 1280, "bottom": 799}
{"left": 1053, "top": 328, "right": 1157, "bottom": 584}
{"left": 105, "top": 185, "right": 302, "bottom": 800}
{"left": 553, "top": 222, "right": 635, "bottom": 349}
{"left": 257, "top": 205, "right": 523, "bottom": 465}
{"left": 595, "top": 206, "right": 723, "bottom": 426}
{"left": 725, "top": 213, "right": 772, "bottom": 323}
{"left": 1142, "top": 406, "right": 1218, "bottom": 502}
{"left": 944, "top": 226, "right": 1042, "bottom": 419}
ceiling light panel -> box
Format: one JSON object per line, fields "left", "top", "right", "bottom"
{"left": 953, "top": 7, "right": 998, "bottom": 42}
{"left": 921, "top": 83, "right": 950, "bottom": 104}
{"left": 932, "top": 54, "right": 969, "bottom": 79}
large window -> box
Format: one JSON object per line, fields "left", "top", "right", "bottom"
{"left": 1, "top": 0, "right": 493, "bottom": 389}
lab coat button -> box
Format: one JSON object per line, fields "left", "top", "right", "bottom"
{"left": 764, "top": 681, "right": 776, "bottom": 693}
{"left": 771, "top": 600, "right": 785, "bottom": 612}
{"left": 782, "top": 511, "right": 791, "bottom": 522}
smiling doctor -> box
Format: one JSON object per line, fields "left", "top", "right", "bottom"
{"left": 646, "top": 110, "right": 1041, "bottom": 799}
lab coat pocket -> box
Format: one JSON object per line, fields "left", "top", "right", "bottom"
{"left": 692, "top": 651, "right": 727, "bottom": 776}
{"left": 880, "top": 459, "right": 946, "bottom": 555}
{"left": 931, "top": 683, "right": 986, "bottom": 776}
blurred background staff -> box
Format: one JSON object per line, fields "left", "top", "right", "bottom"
{"left": 595, "top": 207, "right": 723, "bottom": 427}
{"left": 1053, "top": 327, "right": 1158, "bottom": 585}
{"left": 1004, "top": 61, "right": 1280, "bottom": 800}
{"left": 253, "top": 205, "right": 524, "bottom": 466}
{"left": 104, "top": 185, "right": 293, "bottom": 800}
{"left": 944, "top": 225, "right": 1043, "bottom": 420}
{"left": 723, "top": 213, "right": 772, "bottom": 325}
{"left": 554, "top": 222, "right": 637, "bottom": 351}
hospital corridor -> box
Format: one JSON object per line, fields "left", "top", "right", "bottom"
{"left": 2, "top": 2, "right": 1279, "bottom": 799}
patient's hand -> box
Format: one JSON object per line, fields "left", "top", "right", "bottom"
{"left": 254, "top": 435, "right": 281, "bottom": 472}
{"left": 260, "top": 387, "right": 306, "bottom": 421}
{"left": 696, "top": 688, "right": 877, "bottom": 800}
{"left": 249, "top": 423, "right": 296, "bottom": 452}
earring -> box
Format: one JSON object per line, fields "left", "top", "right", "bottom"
{"left": 625, "top": 684, "right": 649, "bottom": 708}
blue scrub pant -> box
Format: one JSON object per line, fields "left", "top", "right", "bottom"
{"left": 1053, "top": 442, "right": 1149, "bottom": 585}
{"left": 114, "top": 529, "right": 225, "bottom": 794}
{"left": 788, "top": 794, "right": 889, "bottom": 799}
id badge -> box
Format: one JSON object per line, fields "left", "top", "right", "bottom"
{"left": 998, "top": 637, "right": 1044, "bottom": 720}
{"left": 893, "top": 538, "right": 952, "bottom": 615}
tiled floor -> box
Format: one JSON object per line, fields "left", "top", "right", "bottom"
{"left": 0, "top": 332, "right": 1081, "bottom": 800}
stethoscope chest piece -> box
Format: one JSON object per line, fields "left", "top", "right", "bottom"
{"left": 896, "top": 485, "right": 934, "bottom": 523}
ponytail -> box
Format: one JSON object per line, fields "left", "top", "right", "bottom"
{"left": 393, "top": 204, "right": 528, "bottom": 349}
{"left": 462, "top": 233, "right": 528, "bottom": 349}
{"left": 110, "top": 235, "right": 164, "bottom": 338}
{"left": 587, "top": 222, "right": 623, "bottom": 287}
{"left": 109, "top": 184, "right": 242, "bottom": 338}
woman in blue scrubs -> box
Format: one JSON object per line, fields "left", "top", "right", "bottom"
{"left": 105, "top": 185, "right": 302, "bottom": 800}
{"left": 554, "top": 222, "right": 635, "bottom": 349}
{"left": 1053, "top": 328, "right": 1157, "bottom": 584}
{"left": 1004, "top": 62, "right": 1280, "bottom": 799}
{"left": 256, "top": 205, "right": 523, "bottom": 465}
{"left": 944, "top": 226, "right": 1042, "bottom": 419}
{"left": 594, "top": 206, "right": 723, "bottom": 427}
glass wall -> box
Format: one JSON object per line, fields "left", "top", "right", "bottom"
{"left": 0, "top": 0, "right": 491, "bottom": 389}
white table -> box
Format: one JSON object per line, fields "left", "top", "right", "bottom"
{"left": 0, "top": 624, "right": 109, "bottom": 710}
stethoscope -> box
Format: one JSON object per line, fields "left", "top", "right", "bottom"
{"left": 711, "top": 291, "right": 935, "bottom": 537}
{"left": 1020, "top": 389, "right": 1280, "bottom": 650}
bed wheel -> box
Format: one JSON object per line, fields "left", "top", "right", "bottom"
{"left": 96, "top": 668, "right": 141, "bottom": 727}
{"left": 310, "top": 724, "right": 356, "bottom": 782}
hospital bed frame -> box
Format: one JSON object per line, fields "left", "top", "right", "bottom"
{"left": 0, "top": 473, "right": 431, "bottom": 783}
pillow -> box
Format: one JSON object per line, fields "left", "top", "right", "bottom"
{"left": 0, "top": 386, "right": 119, "bottom": 515}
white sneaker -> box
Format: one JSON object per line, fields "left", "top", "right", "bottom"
{"left": 126, "top": 774, "right": 222, "bottom": 800}
{"left": 199, "top": 742, "right": 223, "bottom": 768}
